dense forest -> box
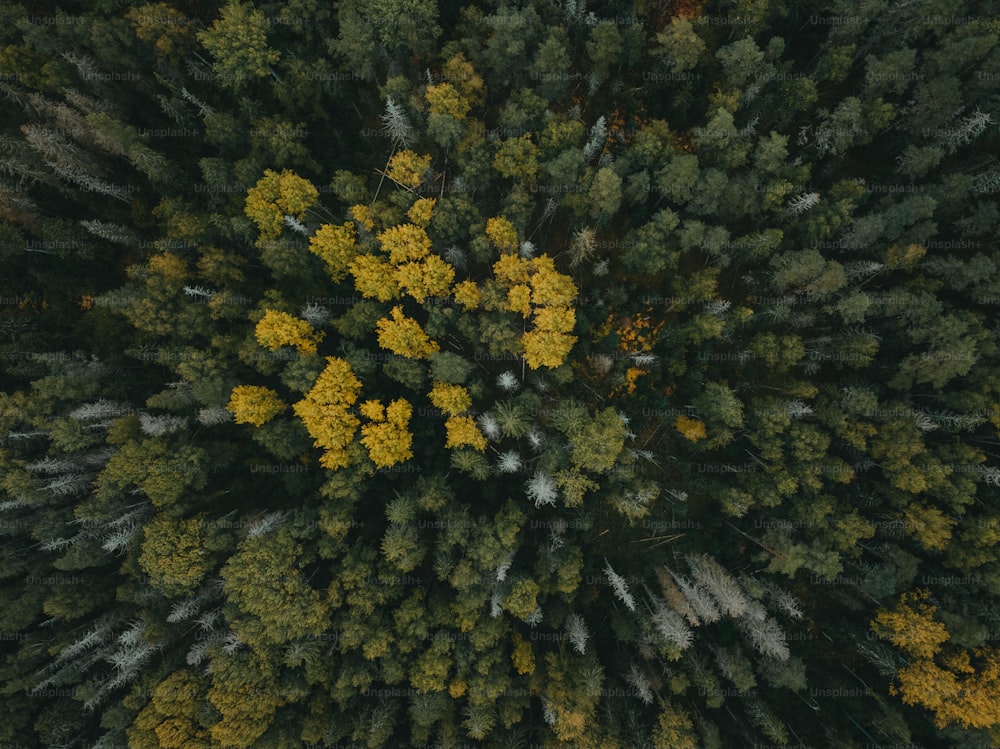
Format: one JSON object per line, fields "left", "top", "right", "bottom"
{"left": 1, "top": 0, "right": 1000, "bottom": 746}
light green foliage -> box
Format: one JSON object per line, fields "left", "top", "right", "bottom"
{"left": 197, "top": 1, "right": 279, "bottom": 86}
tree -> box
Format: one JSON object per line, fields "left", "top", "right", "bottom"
{"left": 244, "top": 169, "right": 319, "bottom": 240}
{"left": 254, "top": 309, "right": 324, "bottom": 355}
{"left": 589, "top": 166, "right": 622, "bottom": 224}
{"left": 444, "top": 416, "right": 487, "bottom": 451}
{"left": 309, "top": 222, "right": 358, "bottom": 281}
{"left": 654, "top": 16, "right": 706, "bottom": 74}
{"left": 196, "top": 1, "right": 280, "bottom": 88}
{"left": 292, "top": 357, "right": 362, "bottom": 470}
{"left": 222, "top": 529, "right": 330, "bottom": 646}
{"left": 386, "top": 150, "right": 432, "bottom": 190}
{"left": 138, "top": 515, "right": 216, "bottom": 596}
{"left": 428, "top": 382, "right": 472, "bottom": 416}
{"left": 360, "top": 398, "right": 414, "bottom": 467}
{"left": 227, "top": 385, "right": 286, "bottom": 426}
{"left": 331, "top": 0, "right": 440, "bottom": 80}
{"left": 376, "top": 306, "right": 439, "bottom": 359}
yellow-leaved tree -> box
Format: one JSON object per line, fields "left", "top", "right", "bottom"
{"left": 485, "top": 216, "right": 519, "bottom": 252}
{"left": 254, "top": 309, "right": 323, "bottom": 354}
{"left": 244, "top": 168, "right": 318, "bottom": 239}
{"left": 490, "top": 253, "right": 578, "bottom": 369}
{"left": 394, "top": 255, "right": 455, "bottom": 303}
{"left": 428, "top": 382, "right": 472, "bottom": 415}
{"left": 386, "top": 150, "right": 432, "bottom": 189}
{"left": 308, "top": 222, "right": 357, "bottom": 281}
{"left": 872, "top": 589, "right": 1000, "bottom": 729}
{"left": 350, "top": 254, "right": 402, "bottom": 301}
{"left": 453, "top": 279, "right": 481, "bottom": 310}
{"left": 292, "top": 357, "right": 361, "bottom": 470}
{"left": 444, "top": 415, "right": 487, "bottom": 451}
{"left": 360, "top": 398, "right": 414, "bottom": 468}
{"left": 378, "top": 223, "right": 432, "bottom": 264}
{"left": 227, "top": 385, "right": 286, "bottom": 426}
{"left": 376, "top": 306, "right": 439, "bottom": 359}
{"left": 407, "top": 197, "right": 436, "bottom": 227}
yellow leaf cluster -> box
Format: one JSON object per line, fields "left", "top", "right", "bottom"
{"left": 254, "top": 309, "right": 323, "bottom": 355}
{"left": 361, "top": 398, "right": 414, "bottom": 468}
{"left": 871, "top": 589, "right": 949, "bottom": 660}
{"left": 244, "top": 168, "right": 318, "bottom": 239}
{"left": 675, "top": 414, "right": 707, "bottom": 442}
{"left": 485, "top": 216, "right": 519, "bottom": 252}
{"left": 387, "top": 150, "right": 432, "bottom": 189}
{"left": 350, "top": 203, "right": 375, "bottom": 231}
{"left": 350, "top": 222, "right": 453, "bottom": 303}
{"left": 426, "top": 82, "right": 471, "bottom": 120}
{"left": 227, "top": 385, "right": 285, "bottom": 426}
{"left": 378, "top": 223, "right": 432, "bottom": 264}
{"left": 441, "top": 53, "right": 484, "bottom": 101}
{"left": 407, "top": 197, "right": 436, "bottom": 227}
{"left": 506, "top": 284, "right": 532, "bottom": 317}
{"left": 350, "top": 254, "right": 401, "bottom": 301}
{"left": 511, "top": 633, "right": 536, "bottom": 675}
{"left": 873, "top": 590, "right": 1000, "bottom": 729}
{"left": 147, "top": 252, "right": 188, "bottom": 288}
{"left": 308, "top": 222, "right": 357, "bottom": 282}
{"left": 444, "top": 415, "right": 487, "bottom": 451}
{"left": 894, "top": 648, "right": 1000, "bottom": 729}
{"left": 395, "top": 255, "right": 455, "bottom": 303}
{"left": 292, "top": 357, "right": 361, "bottom": 470}
{"left": 523, "top": 327, "right": 577, "bottom": 370}
{"left": 491, "top": 253, "right": 579, "bottom": 369}
{"left": 529, "top": 255, "right": 578, "bottom": 307}
{"left": 453, "top": 279, "right": 481, "bottom": 310}
{"left": 429, "top": 382, "right": 472, "bottom": 416}
{"left": 376, "top": 306, "right": 439, "bottom": 359}
{"left": 493, "top": 253, "right": 530, "bottom": 283}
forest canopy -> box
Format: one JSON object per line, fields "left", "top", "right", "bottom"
{"left": 1, "top": 0, "right": 1000, "bottom": 747}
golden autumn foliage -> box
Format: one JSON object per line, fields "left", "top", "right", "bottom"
{"left": 308, "top": 222, "right": 357, "bottom": 281}
{"left": 361, "top": 398, "right": 414, "bottom": 468}
{"left": 528, "top": 255, "right": 577, "bottom": 307}
{"left": 407, "top": 197, "right": 436, "bottom": 227}
{"left": 675, "top": 414, "right": 707, "bottom": 442}
{"left": 147, "top": 252, "right": 188, "bottom": 288}
{"left": 444, "top": 415, "right": 487, "bottom": 451}
{"left": 485, "top": 216, "right": 519, "bottom": 251}
{"left": 244, "top": 168, "right": 318, "bottom": 239}
{"left": 394, "top": 255, "right": 455, "bottom": 303}
{"left": 227, "top": 385, "right": 286, "bottom": 426}
{"left": 426, "top": 82, "right": 471, "bottom": 120}
{"left": 378, "top": 223, "right": 432, "bottom": 264}
{"left": 349, "top": 203, "right": 375, "bottom": 231}
{"left": 871, "top": 589, "right": 949, "bottom": 660}
{"left": 506, "top": 284, "right": 532, "bottom": 317}
{"left": 386, "top": 149, "right": 432, "bottom": 189}
{"left": 523, "top": 329, "right": 577, "bottom": 370}
{"left": 376, "top": 306, "right": 439, "bottom": 359}
{"left": 490, "top": 253, "right": 579, "bottom": 369}
{"left": 428, "top": 382, "right": 472, "bottom": 415}
{"left": 874, "top": 590, "right": 1000, "bottom": 729}
{"left": 453, "top": 279, "right": 481, "bottom": 310}
{"left": 493, "top": 252, "right": 530, "bottom": 284}
{"left": 254, "top": 309, "right": 324, "bottom": 354}
{"left": 511, "top": 633, "right": 536, "bottom": 675}
{"left": 893, "top": 648, "right": 1000, "bottom": 729}
{"left": 350, "top": 254, "right": 402, "bottom": 301}
{"left": 292, "top": 357, "right": 361, "bottom": 470}
{"left": 441, "top": 53, "right": 484, "bottom": 101}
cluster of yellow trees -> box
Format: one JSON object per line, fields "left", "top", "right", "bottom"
{"left": 230, "top": 169, "right": 583, "bottom": 469}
